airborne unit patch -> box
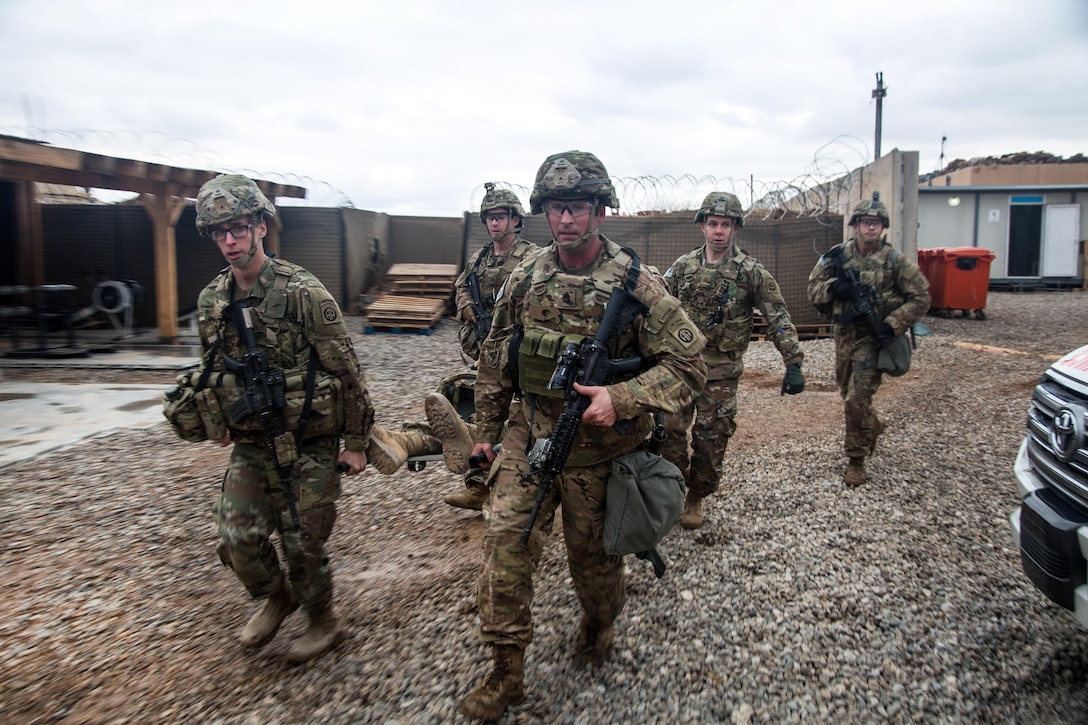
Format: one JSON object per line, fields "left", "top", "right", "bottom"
{"left": 320, "top": 299, "right": 341, "bottom": 324}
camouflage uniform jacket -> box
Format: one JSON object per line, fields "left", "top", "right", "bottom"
{"left": 196, "top": 256, "right": 375, "bottom": 451}
{"left": 806, "top": 237, "right": 931, "bottom": 337}
{"left": 665, "top": 245, "right": 803, "bottom": 381}
{"left": 454, "top": 236, "right": 537, "bottom": 359}
{"left": 476, "top": 236, "right": 708, "bottom": 467}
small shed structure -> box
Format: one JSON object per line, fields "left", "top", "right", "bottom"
{"left": 918, "top": 156, "right": 1087, "bottom": 287}
{"left": 0, "top": 134, "right": 305, "bottom": 339}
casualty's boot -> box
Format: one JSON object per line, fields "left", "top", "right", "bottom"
{"left": 367, "top": 425, "right": 441, "bottom": 475}
{"left": 680, "top": 490, "right": 705, "bottom": 530}
{"left": 458, "top": 644, "right": 526, "bottom": 720}
{"left": 425, "top": 393, "right": 475, "bottom": 475}
{"left": 402, "top": 427, "right": 442, "bottom": 457}
{"left": 443, "top": 481, "right": 489, "bottom": 510}
{"left": 239, "top": 581, "right": 298, "bottom": 649}
{"left": 845, "top": 456, "right": 867, "bottom": 487}
{"left": 575, "top": 615, "right": 615, "bottom": 667}
{"left": 284, "top": 606, "right": 344, "bottom": 663}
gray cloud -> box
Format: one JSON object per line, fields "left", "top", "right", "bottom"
{"left": 1, "top": 0, "right": 1085, "bottom": 214}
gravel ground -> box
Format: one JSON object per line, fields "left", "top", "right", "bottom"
{"left": 2, "top": 290, "right": 1088, "bottom": 724}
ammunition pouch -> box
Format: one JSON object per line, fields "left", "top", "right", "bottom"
{"left": 176, "top": 368, "right": 345, "bottom": 439}
{"left": 518, "top": 327, "right": 587, "bottom": 399}
{"left": 162, "top": 379, "right": 210, "bottom": 442}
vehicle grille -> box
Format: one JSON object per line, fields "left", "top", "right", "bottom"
{"left": 1027, "top": 376, "right": 1088, "bottom": 508}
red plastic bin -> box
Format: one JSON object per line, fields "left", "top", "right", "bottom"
{"left": 917, "top": 247, "right": 995, "bottom": 318}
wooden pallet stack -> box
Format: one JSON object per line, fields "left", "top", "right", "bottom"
{"left": 363, "top": 263, "right": 458, "bottom": 334}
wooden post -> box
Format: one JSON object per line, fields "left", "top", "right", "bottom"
{"left": 140, "top": 193, "right": 186, "bottom": 341}
{"left": 14, "top": 181, "right": 44, "bottom": 287}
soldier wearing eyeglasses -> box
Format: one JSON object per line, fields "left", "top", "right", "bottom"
{"left": 807, "top": 193, "right": 930, "bottom": 487}
{"left": 456, "top": 151, "right": 706, "bottom": 720}
{"left": 185, "top": 174, "right": 378, "bottom": 663}
{"left": 661, "top": 192, "right": 805, "bottom": 529}
{"left": 424, "top": 183, "right": 538, "bottom": 510}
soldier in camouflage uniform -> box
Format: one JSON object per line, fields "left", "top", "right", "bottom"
{"left": 807, "top": 193, "right": 930, "bottom": 487}
{"left": 426, "top": 183, "right": 536, "bottom": 510}
{"left": 662, "top": 192, "right": 805, "bottom": 529}
{"left": 185, "top": 174, "right": 428, "bottom": 662}
{"left": 456, "top": 152, "right": 707, "bottom": 721}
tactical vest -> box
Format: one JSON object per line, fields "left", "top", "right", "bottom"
{"left": 815, "top": 242, "right": 901, "bottom": 320}
{"left": 194, "top": 260, "right": 345, "bottom": 439}
{"left": 517, "top": 247, "right": 643, "bottom": 399}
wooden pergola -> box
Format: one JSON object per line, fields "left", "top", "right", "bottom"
{"left": 0, "top": 135, "right": 305, "bottom": 339}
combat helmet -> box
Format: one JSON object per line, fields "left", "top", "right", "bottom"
{"left": 848, "top": 191, "right": 890, "bottom": 227}
{"left": 479, "top": 182, "right": 526, "bottom": 231}
{"left": 529, "top": 150, "right": 619, "bottom": 214}
{"left": 694, "top": 191, "right": 745, "bottom": 227}
{"left": 195, "top": 174, "right": 276, "bottom": 236}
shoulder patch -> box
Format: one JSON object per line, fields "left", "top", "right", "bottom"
{"left": 319, "top": 299, "right": 341, "bottom": 325}
{"left": 669, "top": 319, "right": 699, "bottom": 350}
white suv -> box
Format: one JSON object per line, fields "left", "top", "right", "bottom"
{"left": 1010, "top": 343, "right": 1088, "bottom": 628}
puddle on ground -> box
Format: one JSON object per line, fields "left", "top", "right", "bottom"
{"left": 118, "top": 397, "right": 162, "bottom": 412}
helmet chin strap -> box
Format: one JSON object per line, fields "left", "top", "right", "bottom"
{"left": 229, "top": 240, "right": 259, "bottom": 268}
{"left": 229, "top": 224, "right": 262, "bottom": 267}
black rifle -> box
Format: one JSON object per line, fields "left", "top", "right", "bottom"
{"left": 467, "top": 270, "right": 493, "bottom": 343}
{"left": 222, "top": 299, "right": 301, "bottom": 530}
{"left": 518, "top": 286, "right": 647, "bottom": 548}
{"left": 828, "top": 247, "right": 892, "bottom": 345}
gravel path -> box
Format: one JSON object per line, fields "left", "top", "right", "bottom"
{"left": 2, "top": 290, "right": 1087, "bottom": 724}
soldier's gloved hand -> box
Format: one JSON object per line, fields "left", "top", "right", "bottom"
{"left": 781, "top": 363, "right": 804, "bottom": 396}
{"left": 830, "top": 278, "right": 853, "bottom": 300}
{"left": 875, "top": 322, "right": 895, "bottom": 341}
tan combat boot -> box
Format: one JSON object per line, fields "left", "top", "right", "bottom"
{"left": 239, "top": 582, "right": 298, "bottom": 649}
{"left": 284, "top": 606, "right": 344, "bottom": 663}
{"left": 367, "top": 425, "right": 441, "bottom": 475}
{"left": 680, "top": 490, "right": 704, "bottom": 530}
{"left": 458, "top": 644, "right": 526, "bottom": 720}
{"left": 443, "top": 482, "right": 489, "bottom": 510}
{"left": 845, "top": 457, "right": 867, "bottom": 487}
{"left": 425, "top": 393, "right": 475, "bottom": 475}
{"left": 575, "top": 615, "right": 615, "bottom": 667}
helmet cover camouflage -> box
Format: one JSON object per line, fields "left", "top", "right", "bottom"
{"left": 479, "top": 182, "right": 527, "bottom": 231}
{"left": 529, "top": 150, "right": 619, "bottom": 214}
{"left": 195, "top": 174, "right": 276, "bottom": 235}
{"left": 849, "top": 191, "right": 890, "bottom": 227}
{"left": 694, "top": 191, "right": 745, "bottom": 227}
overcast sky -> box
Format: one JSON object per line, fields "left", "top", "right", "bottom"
{"left": 2, "top": 0, "right": 1086, "bottom": 216}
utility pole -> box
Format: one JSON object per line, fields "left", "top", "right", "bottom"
{"left": 872, "top": 72, "right": 886, "bottom": 161}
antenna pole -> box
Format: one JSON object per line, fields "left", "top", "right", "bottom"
{"left": 872, "top": 72, "right": 887, "bottom": 160}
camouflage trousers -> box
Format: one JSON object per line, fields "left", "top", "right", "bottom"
{"left": 213, "top": 434, "right": 341, "bottom": 613}
{"left": 475, "top": 410, "right": 626, "bottom": 648}
{"left": 835, "top": 332, "right": 884, "bottom": 459}
{"left": 660, "top": 376, "right": 739, "bottom": 498}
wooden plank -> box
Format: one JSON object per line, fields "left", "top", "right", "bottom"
{"left": 363, "top": 324, "right": 436, "bottom": 335}
{"left": 390, "top": 282, "right": 454, "bottom": 296}
{"left": 364, "top": 294, "right": 446, "bottom": 326}
{"left": 386, "top": 263, "right": 459, "bottom": 278}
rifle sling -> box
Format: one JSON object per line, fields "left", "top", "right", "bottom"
{"left": 293, "top": 349, "right": 320, "bottom": 452}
